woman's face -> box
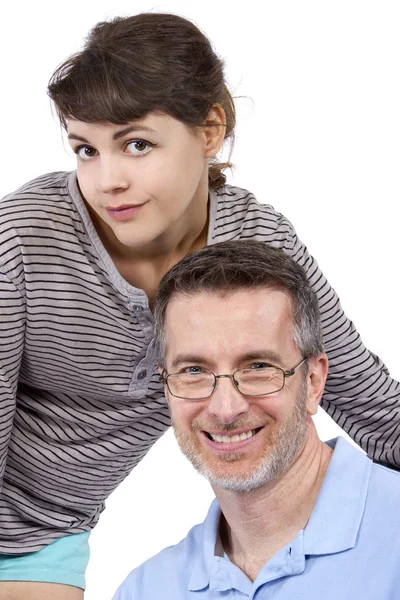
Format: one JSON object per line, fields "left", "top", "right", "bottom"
{"left": 67, "top": 112, "right": 217, "bottom": 252}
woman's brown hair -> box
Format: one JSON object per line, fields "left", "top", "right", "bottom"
{"left": 48, "top": 13, "right": 236, "bottom": 190}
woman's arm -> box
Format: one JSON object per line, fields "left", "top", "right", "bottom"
{"left": 231, "top": 191, "right": 399, "bottom": 468}
{"left": 286, "top": 222, "right": 400, "bottom": 468}
{"left": 0, "top": 269, "right": 25, "bottom": 490}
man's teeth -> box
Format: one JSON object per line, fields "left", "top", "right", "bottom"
{"left": 209, "top": 430, "right": 256, "bottom": 443}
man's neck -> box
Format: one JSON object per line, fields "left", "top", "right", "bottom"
{"left": 215, "top": 430, "right": 333, "bottom": 582}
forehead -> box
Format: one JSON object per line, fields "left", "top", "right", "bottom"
{"left": 66, "top": 112, "right": 190, "bottom": 138}
{"left": 164, "top": 289, "right": 297, "bottom": 365}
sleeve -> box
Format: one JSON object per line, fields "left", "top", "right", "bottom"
{"left": 0, "top": 267, "right": 25, "bottom": 491}
{"left": 282, "top": 220, "right": 400, "bottom": 469}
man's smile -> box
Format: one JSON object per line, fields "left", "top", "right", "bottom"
{"left": 200, "top": 426, "right": 265, "bottom": 452}
{"left": 204, "top": 427, "right": 263, "bottom": 443}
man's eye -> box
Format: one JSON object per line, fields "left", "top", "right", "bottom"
{"left": 183, "top": 366, "right": 204, "bottom": 374}
{"left": 75, "top": 145, "right": 98, "bottom": 161}
{"left": 126, "top": 140, "right": 154, "bottom": 156}
{"left": 250, "top": 362, "right": 270, "bottom": 370}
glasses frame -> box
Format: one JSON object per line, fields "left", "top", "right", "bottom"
{"left": 160, "top": 358, "right": 307, "bottom": 400}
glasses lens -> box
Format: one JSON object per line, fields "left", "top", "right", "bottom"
{"left": 235, "top": 367, "right": 284, "bottom": 395}
{"left": 167, "top": 371, "right": 215, "bottom": 399}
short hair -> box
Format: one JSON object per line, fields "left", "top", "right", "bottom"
{"left": 154, "top": 240, "right": 324, "bottom": 366}
{"left": 47, "top": 12, "right": 235, "bottom": 191}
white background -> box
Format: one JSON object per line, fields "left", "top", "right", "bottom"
{"left": 0, "top": 1, "right": 399, "bottom": 598}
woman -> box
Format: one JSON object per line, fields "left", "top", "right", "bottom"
{"left": 0, "top": 12, "right": 398, "bottom": 600}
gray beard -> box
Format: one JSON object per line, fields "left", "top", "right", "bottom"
{"left": 173, "top": 381, "right": 308, "bottom": 493}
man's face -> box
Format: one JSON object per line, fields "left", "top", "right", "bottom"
{"left": 163, "top": 289, "right": 313, "bottom": 493}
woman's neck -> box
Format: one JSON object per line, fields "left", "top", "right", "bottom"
{"left": 85, "top": 179, "right": 210, "bottom": 304}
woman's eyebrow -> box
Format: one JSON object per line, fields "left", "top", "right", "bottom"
{"left": 112, "top": 125, "right": 157, "bottom": 140}
{"left": 67, "top": 124, "right": 158, "bottom": 144}
{"left": 67, "top": 133, "right": 90, "bottom": 143}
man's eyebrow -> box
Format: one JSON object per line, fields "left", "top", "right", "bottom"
{"left": 170, "top": 350, "right": 284, "bottom": 370}
{"left": 67, "top": 124, "right": 158, "bottom": 143}
{"left": 236, "top": 351, "right": 283, "bottom": 366}
{"left": 170, "top": 355, "right": 207, "bottom": 369}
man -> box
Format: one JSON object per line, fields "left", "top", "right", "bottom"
{"left": 113, "top": 240, "right": 400, "bottom": 599}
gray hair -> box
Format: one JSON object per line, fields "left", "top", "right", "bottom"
{"left": 154, "top": 240, "right": 324, "bottom": 366}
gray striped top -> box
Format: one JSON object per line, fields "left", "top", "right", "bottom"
{"left": 0, "top": 171, "right": 398, "bottom": 553}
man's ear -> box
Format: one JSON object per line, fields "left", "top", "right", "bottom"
{"left": 306, "top": 354, "right": 328, "bottom": 415}
{"left": 202, "top": 104, "right": 227, "bottom": 158}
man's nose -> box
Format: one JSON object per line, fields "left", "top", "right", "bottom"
{"left": 207, "top": 376, "right": 250, "bottom": 425}
{"left": 96, "top": 156, "right": 129, "bottom": 194}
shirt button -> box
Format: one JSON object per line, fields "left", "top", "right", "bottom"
{"left": 137, "top": 370, "right": 147, "bottom": 380}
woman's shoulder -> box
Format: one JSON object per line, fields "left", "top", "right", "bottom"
{"left": 0, "top": 171, "right": 80, "bottom": 233}
{"left": 213, "top": 182, "right": 262, "bottom": 206}
{"left": 0, "top": 171, "right": 86, "bottom": 281}
{"left": 210, "top": 183, "right": 295, "bottom": 244}
{"left": 1, "top": 171, "right": 72, "bottom": 208}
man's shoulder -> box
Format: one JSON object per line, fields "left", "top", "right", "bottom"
{"left": 355, "top": 453, "right": 400, "bottom": 542}
{"left": 113, "top": 521, "right": 205, "bottom": 599}
{"left": 330, "top": 437, "right": 400, "bottom": 507}
{"left": 368, "top": 460, "right": 400, "bottom": 505}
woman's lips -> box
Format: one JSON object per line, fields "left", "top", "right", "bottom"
{"left": 105, "top": 203, "right": 146, "bottom": 221}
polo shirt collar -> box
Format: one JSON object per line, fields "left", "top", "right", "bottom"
{"left": 188, "top": 498, "right": 222, "bottom": 591}
{"left": 188, "top": 437, "right": 372, "bottom": 592}
{"left": 303, "top": 437, "right": 371, "bottom": 555}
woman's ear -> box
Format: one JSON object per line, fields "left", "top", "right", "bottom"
{"left": 202, "top": 104, "right": 227, "bottom": 158}
{"left": 306, "top": 354, "right": 329, "bottom": 416}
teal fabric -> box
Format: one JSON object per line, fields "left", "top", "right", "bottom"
{"left": 0, "top": 531, "right": 90, "bottom": 590}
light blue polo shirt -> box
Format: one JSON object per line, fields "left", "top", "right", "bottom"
{"left": 113, "top": 438, "right": 400, "bottom": 599}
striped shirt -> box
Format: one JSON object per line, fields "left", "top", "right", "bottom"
{"left": 0, "top": 171, "right": 399, "bottom": 553}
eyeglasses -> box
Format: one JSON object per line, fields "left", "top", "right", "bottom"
{"left": 160, "top": 358, "right": 307, "bottom": 400}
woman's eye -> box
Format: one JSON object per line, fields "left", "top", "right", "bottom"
{"left": 126, "top": 140, "right": 153, "bottom": 156}
{"left": 75, "top": 145, "right": 97, "bottom": 160}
